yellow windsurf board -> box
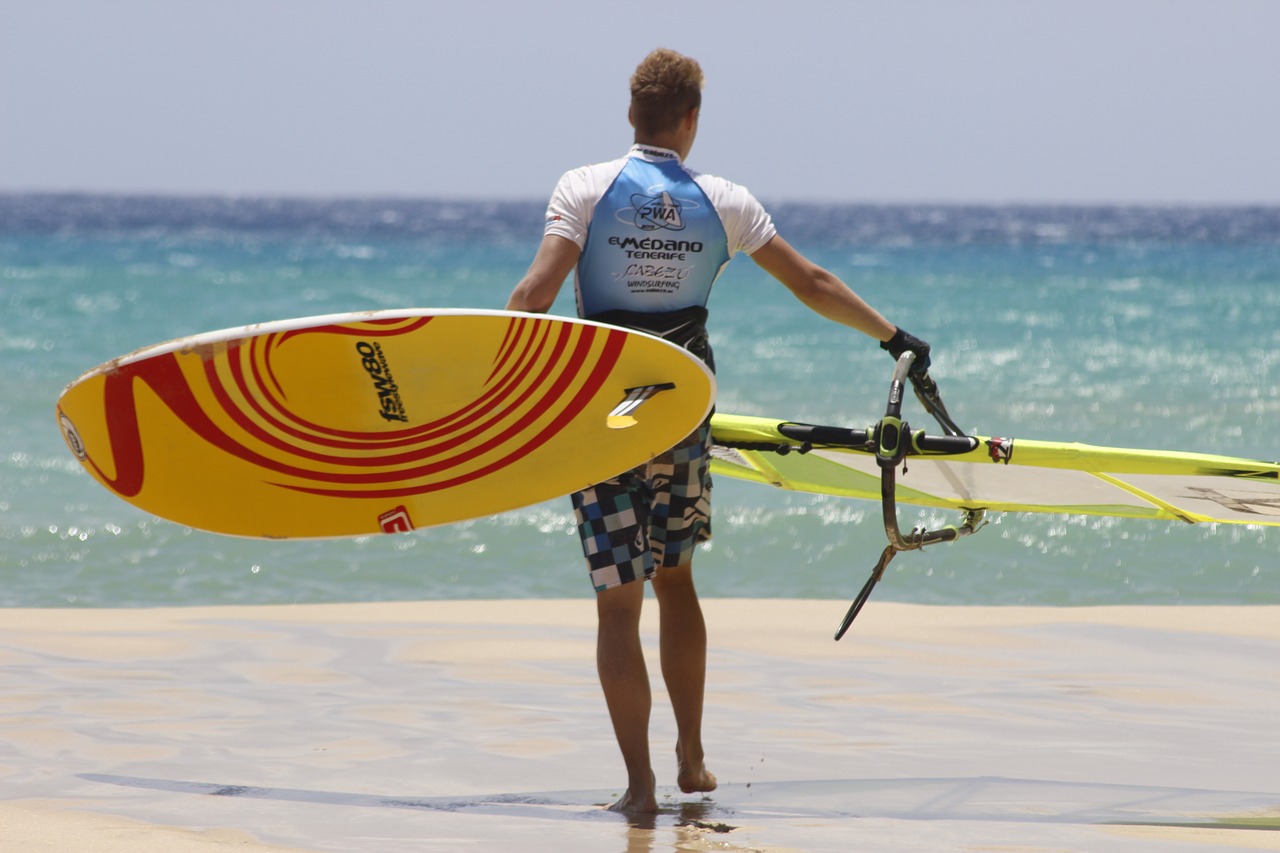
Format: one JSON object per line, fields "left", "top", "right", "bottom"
{"left": 56, "top": 309, "right": 715, "bottom": 538}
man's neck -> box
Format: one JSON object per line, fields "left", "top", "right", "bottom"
{"left": 629, "top": 106, "right": 698, "bottom": 160}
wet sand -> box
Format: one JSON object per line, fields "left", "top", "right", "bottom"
{"left": 2, "top": 599, "right": 1279, "bottom": 852}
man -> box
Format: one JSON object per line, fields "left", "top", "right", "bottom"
{"left": 506, "top": 48, "right": 931, "bottom": 814}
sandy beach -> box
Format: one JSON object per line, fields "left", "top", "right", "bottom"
{"left": 2, "top": 598, "right": 1279, "bottom": 852}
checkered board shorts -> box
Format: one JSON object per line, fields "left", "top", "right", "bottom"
{"left": 571, "top": 424, "right": 713, "bottom": 591}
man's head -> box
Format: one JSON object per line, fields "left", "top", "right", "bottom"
{"left": 629, "top": 49, "right": 703, "bottom": 139}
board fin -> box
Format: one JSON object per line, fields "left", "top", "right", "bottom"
{"left": 607, "top": 383, "right": 676, "bottom": 430}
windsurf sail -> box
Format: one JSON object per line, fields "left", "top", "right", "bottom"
{"left": 711, "top": 412, "right": 1280, "bottom": 525}
{"left": 711, "top": 417, "right": 1280, "bottom": 526}
{"left": 710, "top": 354, "right": 1280, "bottom": 638}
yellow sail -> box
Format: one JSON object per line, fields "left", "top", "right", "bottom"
{"left": 711, "top": 413, "right": 1280, "bottom": 527}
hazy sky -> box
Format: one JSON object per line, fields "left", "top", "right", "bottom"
{"left": 3, "top": 0, "right": 1277, "bottom": 204}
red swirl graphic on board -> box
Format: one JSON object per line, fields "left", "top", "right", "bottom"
{"left": 82, "top": 315, "right": 627, "bottom": 501}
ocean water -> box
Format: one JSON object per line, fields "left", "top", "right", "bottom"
{"left": 2, "top": 195, "right": 1278, "bottom": 609}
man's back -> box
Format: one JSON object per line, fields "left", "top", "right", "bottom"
{"left": 542, "top": 144, "right": 775, "bottom": 319}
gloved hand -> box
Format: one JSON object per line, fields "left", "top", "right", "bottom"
{"left": 879, "top": 327, "right": 932, "bottom": 376}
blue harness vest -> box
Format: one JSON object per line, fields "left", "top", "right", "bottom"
{"left": 576, "top": 154, "right": 731, "bottom": 319}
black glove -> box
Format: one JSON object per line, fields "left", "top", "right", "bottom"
{"left": 880, "top": 327, "right": 932, "bottom": 376}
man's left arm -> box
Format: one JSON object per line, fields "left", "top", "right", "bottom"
{"left": 751, "top": 234, "right": 932, "bottom": 373}
{"left": 750, "top": 235, "right": 896, "bottom": 340}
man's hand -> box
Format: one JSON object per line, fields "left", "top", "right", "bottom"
{"left": 880, "top": 328, "right": 932, "bottom": 376}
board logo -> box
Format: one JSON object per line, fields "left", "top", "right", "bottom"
{"left": 378, "top": 505, "right": 415, "bottom": 533}
{"left": 355, "top": 341, "right": 409, "bottom": 424}
{"left": 58, "top": 412, "right": 87, "bottom": 461}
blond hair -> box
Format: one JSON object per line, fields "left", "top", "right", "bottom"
{"left": 629, "top": 49, "right": 703, "bottom": 136}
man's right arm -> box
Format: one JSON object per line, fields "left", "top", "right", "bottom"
{"left": 505, "top": 234, "right": 581, "bottom": 313}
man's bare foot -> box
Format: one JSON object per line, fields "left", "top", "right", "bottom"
{"left": 675, "top": 742, "right": 717, "bottom": 794}
{"left": 606, "top": 771, "right": 658, "bottom": 814}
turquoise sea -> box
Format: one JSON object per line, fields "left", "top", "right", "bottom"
{"left": 2, "top": 195, "right": 1277, "bottom": 608}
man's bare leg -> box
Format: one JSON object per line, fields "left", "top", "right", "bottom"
{"left": 652, "top": 563, "right": 717, "bottom": 794}
{"left": 596, "top": 579, "right": 658, "bottom": 813}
